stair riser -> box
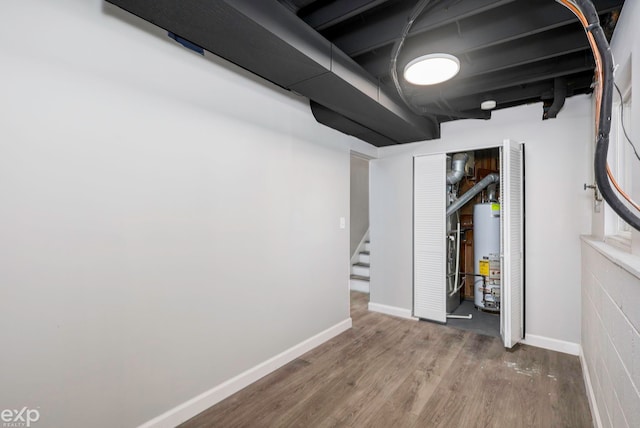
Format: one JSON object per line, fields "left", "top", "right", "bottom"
{"left": 364, "top": 242, "right": 371, "bottom": 252}
{"left": 350, "top": 278, "right": 370, "bottom": 293}
{"left": 352, "top": 265, "right": 370, "bottom": 277}
{"left": 358, "top": 253, "right": 370, "bottom": 264}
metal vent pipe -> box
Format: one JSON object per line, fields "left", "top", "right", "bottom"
{"left": 487, "top": 183, "right": 498, "bottom": 202}
{"left": 446, "top": 153, "right": 469, "bottom": 185}
{"left": 446, "top": 173, "right": 499, "bottom": 217}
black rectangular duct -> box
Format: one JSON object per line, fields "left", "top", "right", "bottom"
{"left": 105, "top": 0, "right": 440, "bottom": 146}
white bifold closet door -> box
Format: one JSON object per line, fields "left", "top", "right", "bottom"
{"left": 413, "top": 154, "right": 446, "bottom": 322}
{"left": 413, "top": 142, "right": 524, "bottom": 349}
{"left": 500, "top": 139, "right": 524, "bottom": 348}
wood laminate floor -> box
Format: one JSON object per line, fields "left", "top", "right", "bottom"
{"left": 181, "top": 292, "right": 592, "bottom": 428}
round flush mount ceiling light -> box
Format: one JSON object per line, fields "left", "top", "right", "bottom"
{"left": 404, "top": 53, "right": 460, "bottom": 85}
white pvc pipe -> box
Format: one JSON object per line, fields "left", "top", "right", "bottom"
{"left": 449, "top": 277, "right": 465, "bottom": 297}
{"left": 446, "top": 314, "right": 473, "bottom": 319}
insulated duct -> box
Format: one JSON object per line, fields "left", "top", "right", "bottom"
{"left": 546, "top": 77, "right": 567, "bottom": 119}
{"left": 447, "top": 173, "right": 500, "bottom": 217}
{"left": 105, "top": 0, "right": 440, "bottom": 146}
{"left": 447, "top": 153, "right": 469, "bottom": 185}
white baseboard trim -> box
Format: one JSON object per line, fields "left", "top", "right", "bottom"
{"left": 520, "top": 334, "right": 580, "bottom": 356}
{"left": 350, "top": 279, "right": 370, "bottom": 293}
{"left": 368, "top": 302, "right": 418, "bottom": 321}
{"left": 579, "top": 347, "right": 603, "bottom": 428}
{"left": 137, "top": 318, "right": 353, "bottom": 428}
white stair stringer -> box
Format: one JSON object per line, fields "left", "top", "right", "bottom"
{"left": 350, "top": 235, "right": 370, "bottom": 293}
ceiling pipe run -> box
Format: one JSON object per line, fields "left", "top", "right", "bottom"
{"left": 447, "top": 173, "right": 500, "bottom": 217}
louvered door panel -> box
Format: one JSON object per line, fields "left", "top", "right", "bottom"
{"left": 501, "top": 139, "right": 524, "bottom": 348}
{"left": 413, "top": 154, "right": 446, "bottom": 322}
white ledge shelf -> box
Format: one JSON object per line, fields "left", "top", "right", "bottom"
{"left": 581, "top": 235, "right": 640, "bottom": 280}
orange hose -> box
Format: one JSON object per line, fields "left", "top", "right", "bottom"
{"left": 607, "top": 165, "right": 640, "bottom": 211}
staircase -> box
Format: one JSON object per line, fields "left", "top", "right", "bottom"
{"left": 350, "top": 240, "right": 370, "bottom": 293}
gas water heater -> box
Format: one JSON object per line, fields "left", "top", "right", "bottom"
{"left": 473, "top": 203, "right": 501, "bottom": 311}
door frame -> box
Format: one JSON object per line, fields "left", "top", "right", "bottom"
{"left": 412, "top": 139, "right": 525, "bottom": 348}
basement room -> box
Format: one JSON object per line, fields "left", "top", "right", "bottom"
{"left": 2, "top": 1, "right": 639, "bottom": 427}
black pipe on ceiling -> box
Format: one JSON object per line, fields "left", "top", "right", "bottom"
{"left": 545, "top": 77, "right": 567, "bottom": 119}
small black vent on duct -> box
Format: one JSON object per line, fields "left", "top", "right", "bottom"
{"left": 167, "top": 32, "right": 204, "bottom": 55}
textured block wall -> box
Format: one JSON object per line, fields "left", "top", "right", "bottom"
{"left": 581, "top": 240, "right": 640, "bottom": 428}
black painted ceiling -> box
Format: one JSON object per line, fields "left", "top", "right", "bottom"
{"left": 107, "top": 0, "right": 624, "bottom": 146}
{"left": 281, "top": 0, "right": 623, "bottom": 118}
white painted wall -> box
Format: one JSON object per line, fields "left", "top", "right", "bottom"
{"left": 0, "top": 1, "right": 376, "bottom": 427}
{"left": 370, "top": 96, "right": 593, "bottom": 346}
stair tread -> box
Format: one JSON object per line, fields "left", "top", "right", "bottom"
{"left": 360, "top": 251, "right": 370, "bottom": 255}
{"left": 353, "top": 262, "right": 370, "bottom": 267}
{"left": 350, "top": 275, "right": 370, "bottom": 281}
